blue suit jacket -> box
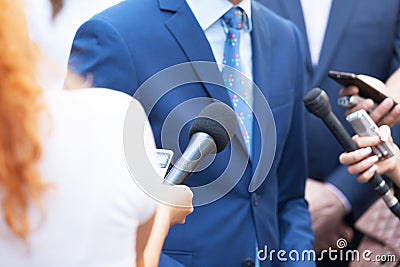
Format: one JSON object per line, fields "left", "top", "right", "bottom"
{"left": 68, "top": 0, "right": 314, "bottom": 266}
{"left": 259, "top": 0, "right": 400, "bottom": 220}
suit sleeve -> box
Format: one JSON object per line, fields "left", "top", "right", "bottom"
{"left": 277, "top": 24, "right": 315, "bottom": 266}
{"left": 325, "top": 166, "right": 378, "bottom": 221}
{"left": 68, "top": 18, "right": 139, "bottom": 95}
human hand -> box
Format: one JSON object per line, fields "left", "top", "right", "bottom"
{"left": 313, "top": 220, "right": 353, "bottom": 254}
{"left": 156, "top": 185, "right": 194, "bottom": 228}
{"left": 305, "top": 179, "right": 349, "bottom": 253}
{"left": 339, "top": 125, "right": 400, "bottom": 187}
{"left": 140, "top": 185, "right": 193, "bottom": 267}
{"left": 339, "top": 85, "right": 400, "bottom": 127}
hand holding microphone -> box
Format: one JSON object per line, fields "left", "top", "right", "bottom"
{"left": 339, "top": 125, "right": 400, "bottom": 188}
{"left": 303, "top": 88, "right": 400, "bottom": 218}
{"left": 156, "top": 185, "right": 194, "bottom": 227}
{"left": 163, "top": 101, "right": 237, "bottom": 185}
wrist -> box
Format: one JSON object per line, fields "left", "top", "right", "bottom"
{"left": 155, "top": 204, "right": 173, "bottom": 229}
{"left": 325, "top": 183, "right": 349, "bottom": 216}
{"left": 392, "top": 166, "right": 400, "bottom": 188}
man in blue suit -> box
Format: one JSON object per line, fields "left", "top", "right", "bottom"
{"left": 68, "top": 0, "right": 314, "bottom": 266}
{"left": 258, "top": 0, "right": 400, "bottom": 265}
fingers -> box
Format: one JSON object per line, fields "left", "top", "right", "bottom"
{"left": 336, "top": 223, "right": 354, "bottom": 244}
{"left": 339, "top": 147, "right": 378, "bottom": 181}
{"left": 313, "top": 221, "right": 353, "bottom": 253}
{"left": 339, "top": 85, "right": 359, "bottom": 97}
{"left": 339, "top": 148, "right": 381, "bottom": 184}
{"left": 173, "top": 185, "right": 193, "bottom": 208}
{"left": 356, "top": 165, "right": 377, "bottom": 184}
{"left": 176, "top": 206, "right": 194, "bottom": 225}
{"left": 352, "top": 135, "right": 381, "bottom": 148}
{"left": 342, "top": 226, "right": 354, "bottom": 244}
{"left": 161, "top": 204, "right": 193, "bottom": 226}
{"left": 344, "top": 98, "right": 400, "bottom": 126}
{"left": 346, "top": 155, "right": 379, "bottom": 175}
{"left": 339, "top": 83, "right": 400, "bottom": 126}
{"left": 160, "top": 184, "right": 194, "bottom": 208}
{"left": 378, "top": 125, "right": 391, "bottom": 142}
{"left": 339, "top": 147, "right": 372, "bottom": 165}
{"left": 345, "top": 99, "right": 375, "bottom": 117}
{"left": 174, "top": 185, "right": 194, "bottom": 199}
{"left": 368, "top": 98, "right": 395, "bottom": 125}
{"left": 157, "top": 185, "right": 194, "bottom": 227}
{"left": 378, "top": 104, "right": 400, "bottom": 126}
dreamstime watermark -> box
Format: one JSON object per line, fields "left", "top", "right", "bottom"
{"left": 257, "top": 239, "right": 397, "bottom": 263}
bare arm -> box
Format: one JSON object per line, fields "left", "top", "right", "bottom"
{"left": 136, "top": 213, "right": 156, "bottom": 267}
{"left": 137, "top": 185, "right": 194, "bottom": 267}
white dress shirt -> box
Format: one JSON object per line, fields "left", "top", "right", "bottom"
{"left": 186, "top": 0, "right": 253, "bottom": 82}
{"left": 301, "top": 0, "right": 352, "bottom": 212}
{"left": 300, "top": 0, "right": 332, "bottom": 66}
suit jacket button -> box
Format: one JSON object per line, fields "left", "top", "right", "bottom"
{"left": 242, "top": 258, "right": 255, "bottom": 267}
{"left": 253, "top": 193, "right": 258, "bottom": 206}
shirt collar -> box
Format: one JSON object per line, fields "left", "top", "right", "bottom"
{"left": 186, "top": 0, "right": 252, "bottom": 31}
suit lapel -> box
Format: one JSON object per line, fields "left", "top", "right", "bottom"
{"left": 276, "top": 0, "right": 313, "bottom": 71}
{"left": 163, "top": 1, "right": 232, "bottom": 106}
{"left": 313, "top": 0, "right": 356, "bottom": 85}
{"left": 160, "top": 0, "right": 249, "bottom": 156}
{"left": 270, "top": 0, "right": 356, "bottom": 86}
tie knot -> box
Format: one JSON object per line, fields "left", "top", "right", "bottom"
{"left": 223, "top": 7, "right": 244, "bottom": 30}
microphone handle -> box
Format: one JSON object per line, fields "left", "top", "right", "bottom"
{"left": 322, "top": 113, "right": 400, "bottom": 218}
{"left": 323, "top": 113, "right": 359, "bottom": 152}
{"left": 163, "top": 132, "right": 217, "bottom": 185}
{"left": 162, "top": 165, "right": 192, "bottom": 186}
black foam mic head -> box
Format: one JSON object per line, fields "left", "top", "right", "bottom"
{"left": 189, "top": 102, "right": 237, "bottom": 153}
{"left": 303, "top": 88, "right": 332, "bottom": 118}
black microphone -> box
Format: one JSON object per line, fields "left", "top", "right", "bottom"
{"left": 303, "top": 88, "right": 400, "bottom": 218}
{"left": 163, "top": 102, "right": 237, "bottom": 185}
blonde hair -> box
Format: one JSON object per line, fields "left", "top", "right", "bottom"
{"left": 0, "top": 0, "right": 46, "bottom": 239}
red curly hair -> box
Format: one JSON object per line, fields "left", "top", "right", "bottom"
{"left": 0, "top": 0, "right": 46, "bottom": 239}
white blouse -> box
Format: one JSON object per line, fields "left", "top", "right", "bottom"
{"left": 0, "top": 88, "right": 156, "bottom": 267}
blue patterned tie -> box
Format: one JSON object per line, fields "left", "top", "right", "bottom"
{"left": 222, "top": 8, "right": 259, "bottom": 267}
{"left": 222, "top": 7, "right": 253, "bottom": 157}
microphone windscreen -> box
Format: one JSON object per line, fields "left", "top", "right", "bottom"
{"left": 303, "top": 88, "right": 332, "bottom": 118}
{"left": 189, "top": 102, "right": 237, "bottom": 153}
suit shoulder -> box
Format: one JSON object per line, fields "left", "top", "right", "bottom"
{"left": 90, "top": 0, "right": 160, "bottom": 26}
{"left": 252, "top": 1, "right": 299, "bottom": 36}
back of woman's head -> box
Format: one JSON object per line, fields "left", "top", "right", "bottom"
{"left": 0, "top": 0, "right": 46, "bottom": 240}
